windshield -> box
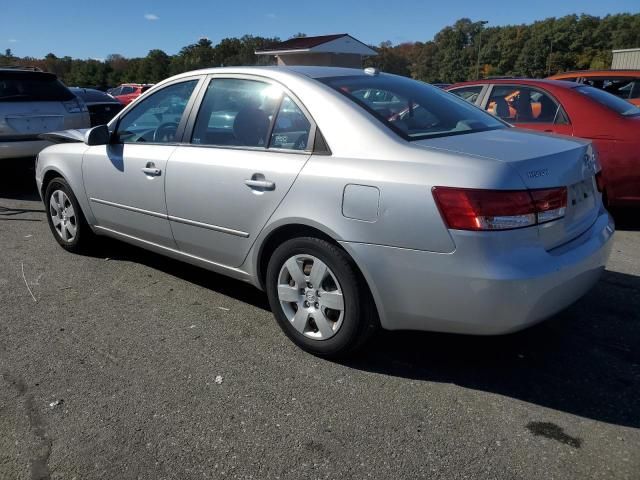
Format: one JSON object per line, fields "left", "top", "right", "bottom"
{"left": 575, "top": 85, "right": 640, "bottom": 117}
{"left": 0, "top": 71, "right": 75, "bottom": 102}
{"left": 319, "top": 74, "right": 506, "bottom": 140}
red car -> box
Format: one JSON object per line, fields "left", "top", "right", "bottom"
{"left": 547, "top": 70, "right": 640, "bottom": 107}
{"left": 447, "top": 79, "right": 640, "bottom": 207}
{"left": 108, "top": 83, "right": 153, "bottom": 106}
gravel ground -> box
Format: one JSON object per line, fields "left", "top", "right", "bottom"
{"left": 1, "top": 159, "right": 639, "bottom": 480}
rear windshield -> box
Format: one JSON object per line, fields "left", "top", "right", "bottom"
{"left": 0, "top": 71, "right": 74, "bottom": 102}
{"left": 575, "top": 85, "right": 640, "bottom": 117}
{"left": 580, "top": 77, "right": 640, "bottom": 100}
{"left": 71, "top": 88, "right": 116, "bottom": 103}
{"left": 319, "top": 74, "right": 506, "bottom": 140}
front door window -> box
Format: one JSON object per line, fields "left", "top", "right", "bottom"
{"left": 115, "top": 80, "right": 198, "bottom": 143}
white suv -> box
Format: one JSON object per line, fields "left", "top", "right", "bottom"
{"left": 0, "top": 67, "right": 90, "bottom": 160}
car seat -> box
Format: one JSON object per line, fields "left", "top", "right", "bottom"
{"left": 233, "top": 106, "right": 270, "bottom": 147}
{"left": 493, "top": 97, "right": 510, "bottom": 119}
{"left": 537, "top": 96, "right": 557, "bottom": 122}
{"left": 514, "top": 92, "right": 533, "bottom": 121}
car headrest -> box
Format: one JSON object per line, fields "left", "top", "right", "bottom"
{"left": 494, "top": 97, "right": 510, "bottom": 118}
{"left": 233, "top": 107, "right": 270, "bottom": 147}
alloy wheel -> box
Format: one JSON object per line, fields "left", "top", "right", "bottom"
{"left": 277, "top": 254, "right": 345, "bottom": 340}
{"left": 49, "top": 190, "right": 77, "bottom": 242}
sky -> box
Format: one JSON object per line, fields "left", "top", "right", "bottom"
{"left": 1, "top": 0, "right": 638, "bottom": 59}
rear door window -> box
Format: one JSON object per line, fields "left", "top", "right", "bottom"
{"left": 269, "top": 96, "right": 311, "bottom": 150}
{"left": 485, "top": 85, "right": 565, "bottom": 124}
{"left": 0, "top": 71, "right": 74, "bottom": 102}
{"left": 191, "top": 78, "right": 282, "bottom": 148}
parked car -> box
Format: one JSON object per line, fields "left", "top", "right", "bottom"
{"left": 547, "top": 70, "right": 640, "bottom": 106}
{"left": 36, "top": 67, "right": 613, "bottom": 357}
{"left": 0, "top": 67, "right": 90, "bottom": 160}
{"left": 447, "top": 79, "right": 640, "bottom": 206}
{"left": 70, "top": 87, "right": 124, "bottom": 126}
{"left": 109, "top": 83, "right": 153, "bottom": 105}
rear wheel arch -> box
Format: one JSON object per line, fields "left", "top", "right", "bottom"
{"left": 257, "top": 224, "right": 339, "bottom": 289}
{"left": 256, "top": 224, "right": 377, "bottom": 319}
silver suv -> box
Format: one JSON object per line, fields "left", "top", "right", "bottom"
{"left": 0, "top": 67, "right": 90, "bottom": 160}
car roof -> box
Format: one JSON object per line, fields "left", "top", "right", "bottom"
{"left": 169, "top": 66, "right": 371, "bottom": 81}
{"left": 549, "top": 69, "right": 640, "bottom": 78}
{"left": 0, "top": 65, "right": 45, "bottom": 73}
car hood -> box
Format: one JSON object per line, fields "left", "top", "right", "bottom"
{"left": 38, "top": 128, "right": 89, "bottom": 143}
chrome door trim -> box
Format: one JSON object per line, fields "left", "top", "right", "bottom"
{"left": 90, "top": 197, "right": 167, "bottom": 219}
{"left": 167, "top": 215, "right": 250, "bottom": 238}
{"left": 90, "top": 197, "right": 249, "bottom": 238}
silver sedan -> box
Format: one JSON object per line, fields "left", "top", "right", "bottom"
{"left": 35, "top": 67, "right": 614, "bottom": 357}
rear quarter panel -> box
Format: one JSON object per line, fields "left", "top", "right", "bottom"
{"left": 249, "top": 142, "right": 530, "bottom": 265}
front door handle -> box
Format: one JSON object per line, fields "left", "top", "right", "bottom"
{"left": 245, "top": 174, "right": 275, "bottom": 191}
{"left": 142, "top": 162, "right": 161, "bottom": 176}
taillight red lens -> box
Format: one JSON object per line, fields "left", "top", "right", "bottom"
{"left": 433, "top": 187, "right": 567, "bottom": 231}
{"left": 530, "top": 187, "right": 567, "bottom": 224}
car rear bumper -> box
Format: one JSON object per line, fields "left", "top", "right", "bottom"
{"left": 341, "top": 207, "right": 614, "bottom": 335}
{"left": 0, "top": 139, "right": 51, "bottom": 160}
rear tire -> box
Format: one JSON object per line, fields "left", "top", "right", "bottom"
{"left": 44, "top": 177, "right": 94, "bottom": 253}
{"left": 266, "top": 237, "right": 377, "bottom": 358}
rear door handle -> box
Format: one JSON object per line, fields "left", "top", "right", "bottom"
{"left": 245, "top": 178, "right": 275, "bottom": 191}
{"left": 142, "top": 162, "right": 161, "bottom": 176}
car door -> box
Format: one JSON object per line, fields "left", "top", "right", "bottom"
{"left": 83, "top": 77, "right": 202, "bottom": 247}
{"left": 117, "top": 86, "right": 136, "bottom": 105}
{"left": 482, "top": 84, "right": 573, "bottom": 135}
{"left": 165, "top": 76, "right": 314, "bottom": 267}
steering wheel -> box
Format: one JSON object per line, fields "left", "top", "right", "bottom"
{"left": 153, "top": 122, "right": 179, "bottom": 143}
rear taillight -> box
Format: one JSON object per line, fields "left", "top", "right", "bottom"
{"left": 530, "top": 188, "right": 567, "bottom": 224}
{"left": 432, "top": 186, "right": 567, "bottom": 231}
{"left": 63, "top": 97, "right": 88, "bottom": 113}
{"left": 595, "top": 171, "right": 605, "bottom": 192}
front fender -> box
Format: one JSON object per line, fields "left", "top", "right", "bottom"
{"left": 36, "top": 143, "right": 95, "bottom": 226}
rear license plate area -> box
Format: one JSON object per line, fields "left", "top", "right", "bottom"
{"left": 569, "top": 179, "right": 595, "bottom": 218}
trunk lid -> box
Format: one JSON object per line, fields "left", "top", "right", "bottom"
{"left": 414, "top": 128, "right": 600, "bottom": 250}
{"left": 0, "top": 101, "right": 67, "bottom": 139}
{"left": 38, "top": 128, "right": 88, "bottom": 143}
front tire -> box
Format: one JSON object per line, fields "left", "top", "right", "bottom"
{"left": 266, "top": 237, "right": 377, "bottom": 358}
{"left": 44, "top": 177, "right": 94, "bottom": 253}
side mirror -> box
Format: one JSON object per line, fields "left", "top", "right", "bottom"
{"left": 84, "top": 124, "right": 111, "bottom": 146}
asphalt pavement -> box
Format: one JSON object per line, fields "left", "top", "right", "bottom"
{"left": 1, "top": 159, "right": 639, "bottom": 479}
